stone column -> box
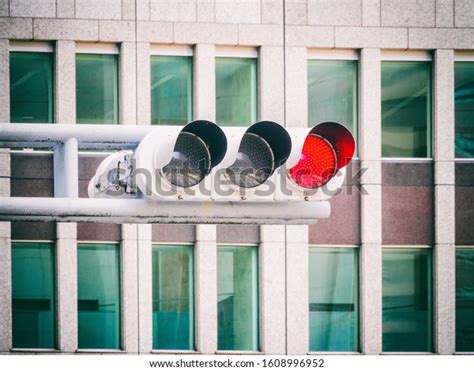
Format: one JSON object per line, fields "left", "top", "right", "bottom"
{"left": 259, "top": 226, "right": 286, "bottom": 354}
{"left": 55, "top": 40, "right": 78, "bottom": 352}
{"left": 120, "top": 224, "right": 139, "bottom": 353}
{"left": 195, "top": 225, "right": 217, "bottom": 354}
{"left": 433, "top": 49, "right": 455, "bottom": 355}
{"left": 137, "top": 224, "right": 152, "bottom": 353}
{"left": 194, "top": 44, "right": 218, "bottom": 354}
{"left": 359, "top": 48, "right": 382, "bottom": 355}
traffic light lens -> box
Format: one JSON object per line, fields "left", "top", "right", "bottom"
{"left": 226, "top": 133, "right": 274, "bottom": 188}
{"left": 161, "top": 132, "right": 211, "bottom": 188}
{"left": 289, "top": 134, "right": 337, "bottom": 189}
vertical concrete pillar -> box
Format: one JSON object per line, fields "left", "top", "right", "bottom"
{"left": 284, "top": 47, "right": 307, "bottom": 128}
{"left": 120, "top": 42, "right": 137, "bottom": 125}
{"left": 285, "top": 225, "right": 309, "bottom": 354}
{"left": 359, "top": 48, "right": 382, "bottom": 355}
{"left": 260, "top": 225, "right": 286, "bottom": 354}
{"left": 195, "top": 225, "right": 217, "bottom": 354}
{"left": 55, "top": 40, "right": 79, "bottom": 352}
{"left": 284, "top": 45, "right": 309, "bottom": 355}
{"left": 260, "top": 46, "right": 284, "bottom": 123}
{"left": 0, "top": 38, "right": 10, "bottom": 352}
{"left": 0, "top": 38, "right": 9, "bottom": 122}
{"left": 55, "top": 41, "right": 76, "bottom": 124}
{"left": 136, "top": 42, "right": 150, "bottom": 125}
{"left": 134, "top": 41, "right": 152, "bottom": 353}
{"left": 119, "top": 38, "right": 140, "bottom": 353}
{"left": 0, "top": 231, "right": 10, "bottom": 352}
{"left": 121, "top": 224, "right": 139, "bottom": 353}
{"left": 137, "top": 224, "right": 152, "bottom": 354}
{"left": 56, "top": 223, "right": 77, "bottom": 352}
{"left": 260, "top": 44, "right": 286, "bottom": 354}
{"left": 433, "top": 49, "right": 455, "bottom": 355}
{"left": 194, "top": 44, "right": 216, "bottom": 121}
{"left": 194, "top": 43, "right": 218, "bottom": 354}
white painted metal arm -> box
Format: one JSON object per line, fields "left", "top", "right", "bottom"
{"left": 0, "top": 197, "right": 330, "bottom": 225}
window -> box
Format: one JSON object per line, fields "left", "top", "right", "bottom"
{"left": 309, "top": 247, "right": 359, "bottom": 352}
{"left": 382, "top": 248, "right": 432, "bottom": 352}
{"left": 216, "top": 57, "right": 257, "bottom": 126}
{"left": 77, "top": 243, "right": 120, "bottom": 349}
{"left": 217, "top": 245, "right": 259, "bottom": 351}
{"left": 11, "top": 242, "right": 55, "bottom": 349}
{"left": 152, "top": 244, "right": 194, "bottom": 350}
{"left": 307, "top": 59, "right": 358, "bottom": 144}
{"left": 456, "top": 248, "right": 474, "bottom": 351}
{"left": 151, "top": 55, "right": 193, "bottom": 125}
{"left": 10, "top": 48, "right": 54, "bottom": 123}
{"left": 382, "top": 61, "right": 432, "bottom": 158}
{"left": 76, "top": 52, "right": 119, "bottom": 124}
{"left": 455, "top": 62, "right": 474, "bottom": 158}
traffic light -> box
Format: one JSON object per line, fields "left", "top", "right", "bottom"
{"left": 134, "top": 120, "right": 227, "bottom": 200}
{"left": 212, "top": 121, "right": 291, "bottom": 201}
{"left": 88, "top": 120, "right": 355, "bottom": 202}
{"left": 279, "top": 121, "right": 355, "bottom": 201}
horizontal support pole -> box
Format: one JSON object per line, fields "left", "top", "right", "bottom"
{"left": 0, "top": 124, "right": 153, "bottom": 149}
{"left": 0, "top": 124, "right": 311, "bottom": 150}
{"left": 0, "top": 197, "right": 330, "bottom": 225}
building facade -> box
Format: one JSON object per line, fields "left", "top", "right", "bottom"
{"left": 0, "top": 0, "right": 473, "bottom": 355}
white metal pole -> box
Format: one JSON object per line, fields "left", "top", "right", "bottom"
{"left": 0, "top": 197, "right": 330, "bottom": 225}
{"left": 54, "top": 138, "right": 78, "bottom": 198}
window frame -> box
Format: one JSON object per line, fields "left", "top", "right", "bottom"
{"left": 307, "top": 49, "right": 359, "bottom": 157}
{"left": 215, "top": 47, "right": 259, "bottom": 127}
{"left": 150, "top": 242, "right": 196, "bottom": 353}
{"left": 10, "top": 41, "right": 54, "bottom": 53}
{"left": 454, "top": 245, "right": 474, "bottom": 354}
{"left": 307, "top": 244, "right": 360, "bottom": 354}
{"left": 75, "top": 43, "right": 120, "bottom": 125}
{"left": 76, "top": 241, "right": 122, "bottom": 351}
{"left": 216, "top": 243, "right": 260, "bottom": 354}
{"left": 149, "top": 44, "right": 194, "bottom": 126}
{"left": 454, "top": 52, "right": 474, "bottom": 161}
{"left": 381, "top": 50, "right": 433, "bottom": 160}
{"left": 381, "top": 245, "right": 434, "bottom": 354}
{"left": 10, "top": 239, "right": 57, "bottom": 352}
{"left": 9, "top": 41, "right": 55, "bottom": 124}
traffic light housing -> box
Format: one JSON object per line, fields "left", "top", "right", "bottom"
{"left": 280, "top": 121, "right": 356, "bottom": 201}
{"left": 88, "top": 120, "right": 355, "bottom": 202}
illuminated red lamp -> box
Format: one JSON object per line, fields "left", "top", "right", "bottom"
{"left": 289, "top": 122, "right": 355, "bottom": 189}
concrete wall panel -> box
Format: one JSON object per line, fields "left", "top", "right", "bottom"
{"left": 216, "top": 225, "right": 260, "bottom": 244}
{"left": 308, "top": 0, "right": 362, "bottom": 26}
{"left": 151, "top": 224, "right": 196, "bottom": 242}
{"left": 309, "top": 162, "right": 361, "bottom": 245}
{"left": 382, "top": 186, "right": 434, "bottom": 245}
{"left": 381, "top": 0, "right": 435, "bottom": 27}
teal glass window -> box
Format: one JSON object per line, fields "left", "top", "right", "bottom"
{"left": 217, "top": 245, "right": 259, "bottom": 351}
{"left": 152, "top": 244, "right": 194, "bottom": 350}
{"left": 10, "top": 52, "right": 54, "bottom": 123}
{"left": 382, "top": 61, "right": 432, "bottom": 158}
{"left": 151, "top": 56, "right": 193, "bottom": 125}
{"left": 12, "top": 242, "right": 55, "bottom": 349}
{"left": 455, "top": 62, "right": 474, "bottom": 158}
{"left": 308, "top": 60, "right": 358, "bottom": 143}
{"left": 216, "top": 57, "right": 257, "bottom": 126}
{"left": 78, "top": 243, "right": 120, "bottom": 349}
{"left": 76, "top": 54, "right": 119, "bottom": 124}
{"left": 382, "top": 248, "right": 432, "bottom": 352}
{"left": 309, "top": 247, "right": 359, "bottom": 352}
{"left": 456, "top": 248, "right": 474, "bottom": 351}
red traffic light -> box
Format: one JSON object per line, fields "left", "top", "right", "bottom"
{"left": 289, "top": 122, "right": 355, "bottom": 189}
